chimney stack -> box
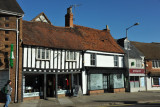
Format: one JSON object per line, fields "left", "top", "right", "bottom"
{"left": 106, "top": 25, "right": 110, "bottom": 31}
{"left": 65, "top": 7, "right": 73, "bottom": 28}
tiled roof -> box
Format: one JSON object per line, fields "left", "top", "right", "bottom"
{"left": 23, "top": 21, "right": 124, "bottom": 53}
{"left": 131, "top": 41, "right": 160, "bottom": 60}
{"left": 0, "top": 0, "right": 24, "bottom": 15}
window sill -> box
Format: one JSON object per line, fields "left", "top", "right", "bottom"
{"left": 65, "top": 60, "right": 77, "bottom": 62}
{"left": 152, "top": 85, "right": 160, "bottom": 87}
{"left": 36, "top": 58, "right": 50, "bottom": 61}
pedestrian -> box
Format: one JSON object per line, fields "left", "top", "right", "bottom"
{"left": 4, "top": 80, "right": 12, "bottom": 107}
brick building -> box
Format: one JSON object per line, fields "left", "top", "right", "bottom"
{"left": 132, "top": 42, "right": 160, "bottom": 91}
{"left": 0, "top": 0, "right": 24, "bottom": 103}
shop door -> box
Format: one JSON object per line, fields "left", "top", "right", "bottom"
{"left": 47, "top": 75, "right": 56, "bottom": 97}
{"left": 103, "top": 74, "right": 110, "bottom": 92}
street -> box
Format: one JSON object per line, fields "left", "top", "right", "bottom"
{"left": 1, "top": 91, "right": 160, "bottom": 107}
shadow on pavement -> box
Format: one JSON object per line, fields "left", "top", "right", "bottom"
{"left": 93, "top": 100, "right": 138, "bottom": 104}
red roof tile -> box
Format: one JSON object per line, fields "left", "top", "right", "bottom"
{"left": 23, "top": 21, "right": 124, "bottom": 53}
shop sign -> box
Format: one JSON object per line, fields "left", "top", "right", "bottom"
{"left": 130, "top": 69, "right": 145, "bottom": 74}
{"left": 24, "top": 92, "right": 40, "bottom": 98}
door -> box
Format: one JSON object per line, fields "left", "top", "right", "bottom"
{"left": 47, "top": 75, "right": 56, "bottom": 97}
{"left": 103, "top": 74, "right": 110, "bottom": 92}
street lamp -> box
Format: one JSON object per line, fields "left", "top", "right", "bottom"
{"left": 126, "top": 22, "right": 139, "bottom": 92}
{"left": 126, "top": 23, "right": 139, "bottom": 38}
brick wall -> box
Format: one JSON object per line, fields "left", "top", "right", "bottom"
{"left": 0, "top": 15, "right": 23, "bottom": 102}
{"left": 146, "top": 60, "right": 160, "bottom": 73}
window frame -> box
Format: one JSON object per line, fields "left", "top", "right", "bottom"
{"left": 90, "top": 53, "right": 96, "bottom": 66}
{"left": 152, "top": 60, "right": 160, "bottom": 68}
{"left": 114, "top": 55, "right": 119, "bottom": 67}
{"left": 136, "top": 59, "right": 142, "bottom": 68}
{"left": 36, "top": 48, "right": 50, "bottom": 60}
{"left": 66, "top": 51, "right": 77, "bottom": 61}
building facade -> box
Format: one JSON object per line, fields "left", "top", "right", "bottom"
{"left": 117, "top": 38, "right": 146, "bottom": 92}
{"left": 0, "top": 0, "right": 24, "bottom": 102}
{"left": 132, "top": 42, "right": 160, "bottom": 91}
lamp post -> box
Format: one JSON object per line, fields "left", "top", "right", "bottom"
{"left": 126, "top": 23, "right": 139, "bottom": 92}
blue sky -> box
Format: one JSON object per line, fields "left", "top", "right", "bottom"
{"left": 17, "top": 0, "right": 160, "bottom": 43}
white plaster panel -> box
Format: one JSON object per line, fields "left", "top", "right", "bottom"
{"left": 84, "top": 53, "right": 90, "bottom": 66}
{"left": 32, "top": 48, "right": 36, "bottom": 68}
{"left": 23, "top": 48, "right": 27, "bottom": 67}
{"left": 50, "top": 50, "right": 53, "bottom": 69}
{"left": 28, "top": 47, "right": 31, "bottom": 67}
{"left": 41, "top": 61, "right": 45, "bottom": 68}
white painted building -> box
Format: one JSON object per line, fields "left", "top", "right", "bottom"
{"left": 82, "top": 50, "right": 126, "bottom": 94}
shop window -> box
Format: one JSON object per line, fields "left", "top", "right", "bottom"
{"left": 23, "top": 74, "right": 43, "bottom": 98}
{"left": 58, "top": 75, "right": 71, "bottom": 95}
{"left": 89, "top": 74, "right": 103, "bottom": 90}
{"left": 114, "top": 55, "right": 119, "bottom": 67}
{"left": 152, "top": 77, "right": 160, "bottom": 86}
{"left": 66, "top": 51, "right": 76, "bottom": 61}
{"left": 112, "top": 74, "right": 124, "bottom": 88}
{"left": 36, "top": 48, "right": 50, "bottom": 60}
{"left": 130, "top": 76, "right": 140, "bottom": 88}
{"left": 90, "top": 53, "right": 96, "bottom": 66}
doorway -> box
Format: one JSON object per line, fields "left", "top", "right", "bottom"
{"left": 103, "top": 74, "right": 110, "bottom": 92}
{"left": 47, "top": 75, "right": 56, "bottom": 97}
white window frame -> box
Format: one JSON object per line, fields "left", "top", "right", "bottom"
{"left": 114, "top": 55, "right": 119, "bottom": 67}
{"left": 152, "top": 60, "right": 160, "bottom": 68}
{"left": 36, "top": 48, "right": 50, "bottom": 60}
{"left": 66, "top": 51, "right": 77, "bottom": 61}
{"left": 136, "top": 59, "right": 142, "bottom": 68}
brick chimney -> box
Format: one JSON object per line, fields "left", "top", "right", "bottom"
{"left": 65, "top": 7, "right": 73, "bottom": 28}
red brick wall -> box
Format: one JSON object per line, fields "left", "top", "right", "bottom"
{"left": 0, "top": 15, "right": 23, "bottom": 102}
{"left": 146, "top": 60, "right": 160, "bottom": 73}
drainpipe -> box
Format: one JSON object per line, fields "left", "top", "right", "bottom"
{"left": 15, "top": 16, "right": 23, "bottom": 103}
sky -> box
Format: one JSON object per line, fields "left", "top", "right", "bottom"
{"left": 17, "top": 0, "right": 160, "bottom": 43}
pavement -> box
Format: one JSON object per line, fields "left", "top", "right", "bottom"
{"left": 1, "top": 91, "right": 160, "bottom": 107}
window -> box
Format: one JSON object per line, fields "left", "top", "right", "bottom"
{"left": 5, "top": 45, "right": 8, "bottom": 48}
{"left": 152, "top": 77, "right": 160, "bottom": 86}
{"left": 136, "top": 60, "right": 142, "bottom": 68}
{"left": 152, "top": 60, "right": 160, "bottom": 68}
{"left": 114, "top": 55, "right": 119, "bottom": 67}
{"left": 5, "top": 31, "right": 9, "bottom": 34}
{"left": 5, "top": 38, "right": 9, "bottom": 41}
{"left": 90, "top": 53, "right": 96, "bottom": 66}
{"left": 36, "top": 48, "right": 50, "bottom": 60}
{"left": 5, "top": 23, "right": 9, "bottom": 27}
{"left": 66, "top": 51, "right": 77, "bottom": 61}
{"left": 5, "top": 17, "right": 9, "bottom": 20}
{"left": 130, "top": 76, "right": 140, "bottom": 88}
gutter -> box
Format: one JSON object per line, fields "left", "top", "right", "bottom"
{"left": 0, "top": 9, "right": 24, "bottom": 17}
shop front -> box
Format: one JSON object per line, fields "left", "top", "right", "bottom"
{"left": 22, "top": 72, "right": 81, "bottom": 100}
{"left": 129, "top": 69, "right": 146, "bottom": 92}
{"left": 86, "top": 67, "right": 126, "bottom": 94}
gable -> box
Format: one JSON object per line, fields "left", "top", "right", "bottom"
{"left": 31, "top": 12, "right": 52, "bottom": 24}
